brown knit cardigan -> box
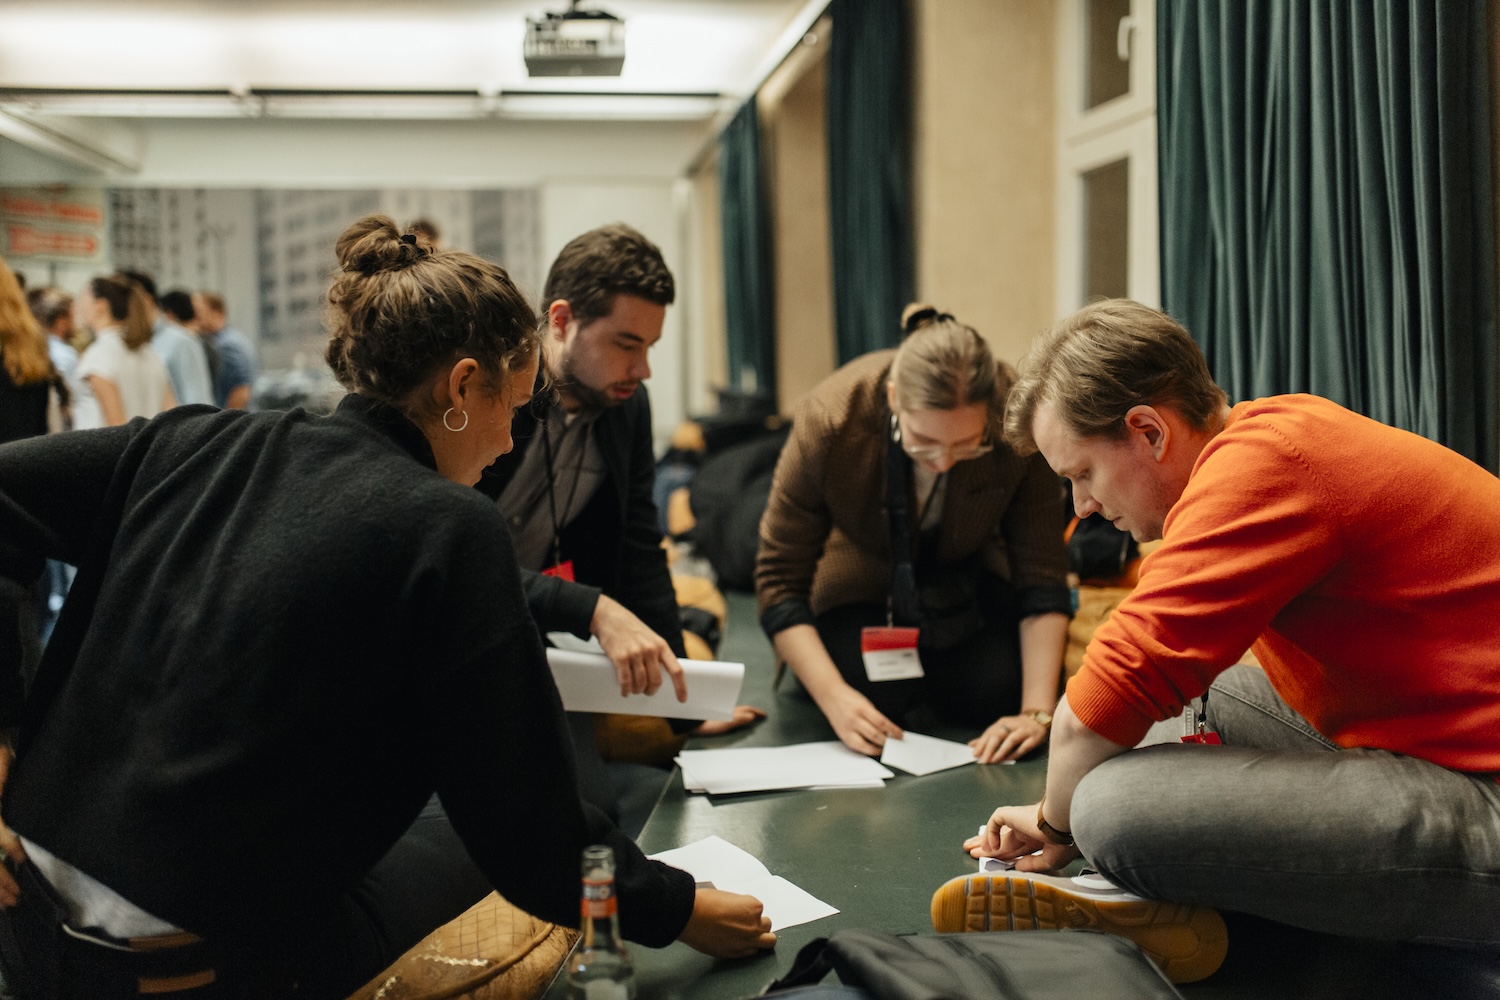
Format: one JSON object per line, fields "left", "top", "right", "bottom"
{"left": 755, "top": 349, "right": 1071, "bottom": 637}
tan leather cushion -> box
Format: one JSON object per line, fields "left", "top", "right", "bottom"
{"left": 344, "top": 891, "right": 576, "bottom": 1000}
{"left": 1065, "top": 586, "right": 1136, "bottom": 679}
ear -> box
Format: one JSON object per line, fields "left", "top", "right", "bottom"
{"left": 433, "top": 357, "right": 481, "bottom": 412}
{"left": 1123, "top": 404, "right": 1170, "bottom": 461}
{"left": 547, "top": 300, "right": 573, "bottom": 342}
{"left": 885, "top": 380, "right": 898, "bottom": 411}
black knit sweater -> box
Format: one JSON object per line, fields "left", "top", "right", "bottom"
{"left": 0, "top": 395, "right": 694, "bottom": 948}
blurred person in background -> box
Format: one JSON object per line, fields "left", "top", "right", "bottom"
{"left": 120, "top": 270, "right": 214, "bottom": 407}
{"left": 23, "top": 284, "right": 81, "bottom": 646}
{"left": 0, "top": 260, "right": 64, "bottom": 695}
{"left": 26, "top": 287, "right": 78, "bottom": 428}
{"left": 73, "top": 274, "right": 175, "bottom": 430}
{"left": 192, "top": 291, "right": 257, "bottom": 409}
{"left": 161, "top": 288, "right": 220, "bottom": 391}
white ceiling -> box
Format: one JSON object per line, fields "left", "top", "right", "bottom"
{"left": 0, "top": 0, "right": 823, "bottom": 119}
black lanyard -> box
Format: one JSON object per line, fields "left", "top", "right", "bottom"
{"left": 886, "top": 413, "right": 922, "bottom": 628}
{"left": 540, "top": 416, "right": 590, "bottom": 568}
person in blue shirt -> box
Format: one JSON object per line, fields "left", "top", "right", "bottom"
{"left": 193, "top": 291, "right": 258, "bottom": 409}
{"left": 120, "top": 271, "right": 214, "bottom": 408}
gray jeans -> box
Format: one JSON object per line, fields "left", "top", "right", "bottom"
{"left": 1071, "top": 665, "right": 1500, "bottom": 949}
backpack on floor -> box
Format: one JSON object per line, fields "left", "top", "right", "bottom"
{"left": 767, "top": 928, "right": 1185, "bottom": 1000}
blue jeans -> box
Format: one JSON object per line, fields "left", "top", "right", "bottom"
{"left": 1072, "top": 665, "right": 1500, "bottom": 948}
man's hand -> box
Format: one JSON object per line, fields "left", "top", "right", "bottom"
{"left": 964, "top": 802, "right": 1080, "bottom": 873}
{"left": 590, "top": 595, "right": 688, "bottom": 701}
{"left": 691, "top": 704, "right": 767, "bottom": 737}
{"left": 817, "top": 684, "right": 902, "bottom": 756}
{"left": 0, "top": 747, "right": 26, "bottom": 908}
{"left": 968, "top": 713, "right": 1049, "bottom": 764}
{"left": 678, "top": 887, "right": 776, "bottom": 958}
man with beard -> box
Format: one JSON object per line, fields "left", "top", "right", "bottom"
{"left": 477, "top": 224, "right": 757, "bottom": 819}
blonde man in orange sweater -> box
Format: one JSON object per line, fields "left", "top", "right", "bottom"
{"left": 932, "top": 299, "right": 1500, "bottom": 983}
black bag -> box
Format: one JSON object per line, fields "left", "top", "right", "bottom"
{"left": 766, "top": 928, "right": 1185, "bottom": 1000}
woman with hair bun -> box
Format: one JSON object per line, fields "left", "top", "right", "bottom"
{"left": 0, "top": 215, "right": 772, "bottom": 999}
{"left": 71, "top": 272, "right": 174, "bottom": 429}
{"left": 757, "top": 304, "right": 1071, "bottom": 763}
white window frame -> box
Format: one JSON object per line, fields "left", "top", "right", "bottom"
{"left": 1056, "top": 0, "right": 1160, "bottom": 314}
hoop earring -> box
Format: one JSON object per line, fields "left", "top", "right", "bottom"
{"left": 443, "top": 407, "right": 469, "bottom": 432}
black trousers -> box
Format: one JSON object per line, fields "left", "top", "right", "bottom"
{"left": 814, "top": 572, "right": 1024, "bottom": 728}
{"left": 0, "top": 798, "right": 493, "bottom": 1000}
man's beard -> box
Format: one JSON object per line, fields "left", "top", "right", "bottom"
{"left": 556, "top": 358, "right": 627, "bottom": 411}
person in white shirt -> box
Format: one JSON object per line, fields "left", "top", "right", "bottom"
{"left": 72, "top": 274, "right": 175, "bottom": 430}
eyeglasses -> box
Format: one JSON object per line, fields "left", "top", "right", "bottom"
{"left": 901, "top": 440, "right": 994, "bottom": 462}
{"left": 893, "top": 415, "right": 993, "bottom": 463}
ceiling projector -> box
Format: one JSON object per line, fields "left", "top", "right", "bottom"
{"left": 524, "top": 2, "right": 626, "bottom": 77}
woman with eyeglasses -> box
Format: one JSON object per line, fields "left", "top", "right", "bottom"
{"left": 756, "top": 304, "right": 1071, "bottom": 763}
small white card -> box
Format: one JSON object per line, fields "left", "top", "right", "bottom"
{"left": 880, "top": 730, "right": 978, "bottom": 776}
{"left": 862, "top": 647, "right": 925, "bottom": 682}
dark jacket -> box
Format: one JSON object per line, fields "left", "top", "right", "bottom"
{"left": 478, "top": 382, "right": 687, "bottom": 659}
{"left": 0, "top": 397, "right": 694, "bottom": 949}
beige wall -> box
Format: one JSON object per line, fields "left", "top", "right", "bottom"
{"left": 911, "top": 0, "right": 1057, "bottom": 368}
{"left": 761, "top": 28, "right": 837, "bottom": 414}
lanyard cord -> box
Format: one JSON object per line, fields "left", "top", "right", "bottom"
{"left": 540, "top": 416, "right": 590, "bottom": 567}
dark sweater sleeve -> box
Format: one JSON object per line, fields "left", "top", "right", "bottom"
{"left": 521, "top": 569, "right": 603, "bottom": 639}
{"left": 610, "top": 393, "right": 688, "bottom": 660}
{"left": 423, "top": 512, "right": 695, "bottom": 947}
{"left": 0, "top": 423, "right": 139, "bottom": 577}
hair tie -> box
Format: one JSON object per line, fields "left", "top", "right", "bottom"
{"left": 400, "top": 233, "right": 418, "bottom": 246}
{"left": 904, "top": 306, "right": 956, "bottom": 335}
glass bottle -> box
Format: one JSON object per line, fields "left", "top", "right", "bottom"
{"left": 567, "top": 844, "right": 636, "bottom": 1000}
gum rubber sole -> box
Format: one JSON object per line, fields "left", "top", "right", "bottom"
{"left": 930, "top": 873, "right": 1228, "bottom": 984}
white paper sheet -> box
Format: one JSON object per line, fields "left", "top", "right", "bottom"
{"left": 648, "top": 836, "right": 839, "bottom": 931}
{"left": 879, "top": 730, "right": 979, "bottom": 776}
{"left": 545, "top": 648, "right": 742, "bottom": 721}
{"left": 546, "top": 632, "right": 605, "bottom": 654}
{"left": 675, "top": 741, "right": 894, "bottom": 795}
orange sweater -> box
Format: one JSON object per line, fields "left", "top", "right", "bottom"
{"left": 1068, "top": 395, "right": 1500, "bottom": 772}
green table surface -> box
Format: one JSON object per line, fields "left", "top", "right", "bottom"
{"left": 548, "top": 594, "right": 1048, "bottom": 999}
{"left": 544, "top": 593, "right": 1482, "bottom": 1000}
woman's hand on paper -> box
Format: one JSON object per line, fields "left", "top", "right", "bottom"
{"left": 968, "top": 713, "right": 1048, "bottom": 764}
{"left": 679, "top": 887, "right": 777, "bottom": 957}
{"left": 590, "top": 594, "right": 688, "bottom": 701}
{"left": 820, "top": 685, "right": 903, "bottom": 756}
{"left": 964, "top": 802, "right": 1080, "bottom": 873}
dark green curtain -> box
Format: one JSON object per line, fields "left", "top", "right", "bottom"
{"left": 827, "top": 0, "right": 913, "bottom": 364}
{"left": 719, "top": 96, "right": 777, "bottom": 401}
{"left": 1159, "top": 0, "right": 1497, "bottom": 469}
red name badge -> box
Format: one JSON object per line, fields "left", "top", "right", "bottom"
{"left": 542, "top": 560, "right": 576, "bottom": 582}
{"left": 860, "top": 626, "right": 924, "bottom": 682}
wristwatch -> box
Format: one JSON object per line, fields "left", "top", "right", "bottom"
{"left": 1023, "top": 707, "right": 1053, "bottom": 727}
{"left": 1035, "top": 800, "right": 1074, "bottom": 847}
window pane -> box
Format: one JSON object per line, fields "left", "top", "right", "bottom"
{"left": 1082, "top": 157, "right": 1129, "bottom": 302}
{"left": 1085, "top": 0, "right": 1132, "bottom": 110}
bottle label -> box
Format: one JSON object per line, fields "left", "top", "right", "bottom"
{"left": 582, "top": 878, "right": 617, "bottom": 919}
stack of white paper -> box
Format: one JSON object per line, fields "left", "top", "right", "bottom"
{"left": 545, "top": 647, "right": 744, "bottom": 721}
{"left": 648, "top": 835, "right": 839, "bottom": 931}
{"left": 676, "top": 741, "right": 894, "bottom": 795}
